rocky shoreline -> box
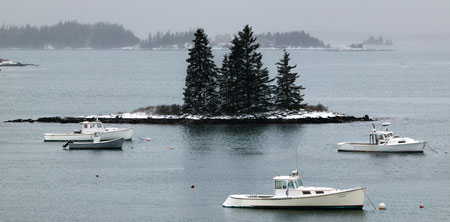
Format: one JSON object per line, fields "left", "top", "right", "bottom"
{"left": 6, "top": 114, "right": 371, "bottom": 125}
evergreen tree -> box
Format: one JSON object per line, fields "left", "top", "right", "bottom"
{"left": 275, "top": 50, "right": 305, "bottom": 110}
{"left": 220, "top": 25, "right": 274, "bottom": 114}
{"left": 182, "top": 28, "right": 219, "bottom": 115}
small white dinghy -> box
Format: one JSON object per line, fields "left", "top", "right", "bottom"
{"left": 338, "top": 122, "right": 425, "bottom": 153}
{"left": 44, "top": 120, "right": 133, "bottom": 141}
{"left": 63, "top": 132, "right": 123, "bottom": 150}
{"left": 223, "top": 170, "right": 365, "bottom": 209}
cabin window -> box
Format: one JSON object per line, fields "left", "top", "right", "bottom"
{"left": 288, "top": 181, "right": 295, "bottom": 189}
{"left": 316, "top": 191, "right": 324, "bottom": 194}
{"left": 302, "top": 191, "right": 311, "bottom": 195}
{"left": 97, "top": 123, "right": 102, "bottom": 128}
{"left": 398, "top": 141, "right": 406, "bottom": 144}
{"left": 275, "top": 181, "right": 282, "bottom": 189}
{"left": 296, "top": 179, "right": 303, "bottom": 187}
{"left": 282, "top": 181, "right": 287, "bottom": 189}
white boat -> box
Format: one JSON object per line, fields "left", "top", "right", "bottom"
{"left": 44, "top": 120, "right": 133, "bottom": 141}
{"left": 223, "top": 170, "right": 365, "bottom": 209}
{"left": 63, "top": 132, "right": 123, "bottom": 149}
{"left": 338, "top": 122, "right": 425, "bottom": 153}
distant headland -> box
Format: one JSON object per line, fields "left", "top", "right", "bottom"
{"left": 0, "top": 21, "right": 328, "bottom": 50}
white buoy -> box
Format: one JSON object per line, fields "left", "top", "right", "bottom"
{"left": 379, "top": 203, "right": 386, "bottom": 210}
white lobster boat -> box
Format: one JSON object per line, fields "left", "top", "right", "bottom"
{"left": 44, "top": 120, "right": 133, "bottom": 141}
{"left": 338, "top": 122, "right": 425, "bottom": 153}
{"left": 223, "top": 170, "right": 366, "bottom": 209}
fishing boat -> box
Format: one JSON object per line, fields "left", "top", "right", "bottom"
{"left": 338, "top": 122, "right": 425, "bottom": 153}
{"left": 44, "top": 120, "right": 133, "bottom": 141}
{"left": 223, "top": 170, "right": 365, "bottom": 209}
{"left": 63, "top": 132, "right": 123, "bottom": 149}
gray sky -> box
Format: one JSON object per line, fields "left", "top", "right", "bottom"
{"left": 1, "top": 0, "right": 449, "bottom": 43}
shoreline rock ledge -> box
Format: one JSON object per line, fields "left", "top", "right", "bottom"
{"left": 5, "top": 111, "right": 372, "bottom": 125}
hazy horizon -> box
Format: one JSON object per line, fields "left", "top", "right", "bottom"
{"left": 1, "top": 0, "right": 450, "bottom": 45}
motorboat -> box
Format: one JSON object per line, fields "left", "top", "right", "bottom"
{"left": 44, "top": 120, "right": 133, "bottom": 141}
{"left": 223, "top": 170, "right": 365, "bottom": 209}
{"left": 63, "top": 132, "right": 123, "bottom": 149}
{"left": 338, "top": 122, "right": 425, "bottom": 153}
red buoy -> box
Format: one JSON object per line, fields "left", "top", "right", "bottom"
{"left": 420, "top": 205, "right": 424, "bottom": 208}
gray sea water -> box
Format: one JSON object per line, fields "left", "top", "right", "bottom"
{"left": 0, "top": 47, "right": 449, "bottom": 221}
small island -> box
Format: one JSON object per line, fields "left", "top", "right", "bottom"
{"left": 0, "top": 59, "right": 37, "bottom": 67}
{"left": 6, "top": 25, "right": 371, "bottom": 125}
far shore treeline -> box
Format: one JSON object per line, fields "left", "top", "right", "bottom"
{"left": 182, "top": 25, "right": 307, "bottom": 116}
{"left": 0, "top": 21, "right": 327, "bottom": 49}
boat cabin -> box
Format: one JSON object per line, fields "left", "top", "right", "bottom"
{"left": 273, "top": 170, "right": 304, "bottom": 197}
{"left": 369, "top": 131, "right": 394, "bottom": 145}
{"left": 273, "top": 170, "right": 334, "bottom": 197}
{"left": 78, "top": 121, "right": 105, "bottom": 134}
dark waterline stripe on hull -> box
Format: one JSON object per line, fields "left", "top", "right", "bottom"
{"left": 223, "top": 205, "right": 364, "bottom": 210}
{"left": 338, "top": 150, "right": 423, "bottom": 153}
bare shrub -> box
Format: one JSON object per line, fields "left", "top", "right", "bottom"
{"left": 304, "top": 103, "right": 328, "bottom": 112}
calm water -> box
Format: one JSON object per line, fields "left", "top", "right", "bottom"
{"left": 0, "top": 48, "right": 449, "bottom": 221}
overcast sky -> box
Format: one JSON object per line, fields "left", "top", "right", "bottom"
{"left": 1, "top": 0, "right": 449, "bottom": 43}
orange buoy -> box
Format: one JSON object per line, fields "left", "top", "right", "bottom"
{"left": 420, "top": 205, "right": 424, "bottom": 208}
{"left": 96, "top": 174, "right": 99, "bottom": 178}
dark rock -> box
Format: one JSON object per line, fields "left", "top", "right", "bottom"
{"left": 6, "top": 115, "right": 373, "bottom": 125}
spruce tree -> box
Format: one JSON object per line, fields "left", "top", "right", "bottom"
{"left": 182, "top": 28, "right": 219, "bottom": 115}
{"left": 275, "top": 50, "right": 305, "bottom": 111}
{"left": 220, "top": 25, "right": 273, "bottom": 114}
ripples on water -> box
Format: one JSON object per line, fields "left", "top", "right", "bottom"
{"left": 0, "top": 49, "right": 449, "bottom": 221}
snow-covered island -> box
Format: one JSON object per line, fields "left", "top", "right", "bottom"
{"left": 6, "top": 110, "right": 371, "bottom": 124}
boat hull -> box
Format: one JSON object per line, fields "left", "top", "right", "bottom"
{"left": 44, "top": 128, "right": 133, "bottom": 141}
{"left": 68, "top": 138, "right": 123, "bottom": 149}
{"left": 223, "top": 187, "right": 365, "bottom": 209}
{"left": 338, "top": 141, "right": 425, "bottom": 153}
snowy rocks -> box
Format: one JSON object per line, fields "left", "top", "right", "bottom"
{"left": 6, "top": 111, "right": 372, "bottom": 124}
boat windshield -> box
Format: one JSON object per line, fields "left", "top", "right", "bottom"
{"left": 287, "top": 179, "right": 303, "bottom": 189}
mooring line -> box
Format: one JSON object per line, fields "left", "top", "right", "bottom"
{"left": 426, "top": 143, "right": 438, "bottom": 153}
{"left": 365, "top": 192, "right": 377, "bottom": 211}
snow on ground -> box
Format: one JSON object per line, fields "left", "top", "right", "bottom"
{"left": 83, "top": 110, "right": 347, "bottom": 120}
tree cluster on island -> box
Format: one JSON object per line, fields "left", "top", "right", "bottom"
{"left": 182, "top": 25, "right": 307, "bottom": 116}
{"left": 362, "top": 36, "right": 393, "bottom": 45}
{"left": 140, "top": 30, "right": 196, "bottom": 49}
{"left": 0, "top": 21, "right": 139, "bottom": 49}
{"left": 0, "top": 21, "right": 328, "bottom": 49}
{"left": 139, "top": 30, "right": 328, "bottom": 49}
